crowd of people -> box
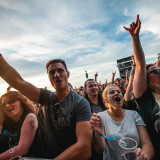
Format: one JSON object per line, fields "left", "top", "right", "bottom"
{"left": 0, "top": 15, "right": 159, "bottom": 160}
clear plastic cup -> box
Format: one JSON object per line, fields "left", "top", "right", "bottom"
{"left": 9, "top": 156, "right": 23, "bottom": 160}
{"left": 119, "top": 137, "right": 137, "bottom": 160}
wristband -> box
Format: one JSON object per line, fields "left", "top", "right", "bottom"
{"left": 95, "top": 132, "right": 116, "bottom": 141}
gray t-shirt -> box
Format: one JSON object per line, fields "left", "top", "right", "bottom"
{"left": 98, "top": 110, "right": 145, "bottom": 160}
{"left": 38, "top": 89, "right": 91, "bottom": 158}
{"left": 90, "top": 102, "right": 103, "bottom": 113}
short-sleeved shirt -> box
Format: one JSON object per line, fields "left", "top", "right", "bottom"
{"left": 135, "top": 88, "right": 160, "bottom": 160}
{"left": 38, "top": 89, "right": 91, "bottom": 158}
{"left": 90, "top": 102, "right": 103, "bottom": 114}
{"left": 98, "top": 110, "right": 145, "bottom": 160}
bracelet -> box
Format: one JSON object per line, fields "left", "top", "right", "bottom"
{"left": 95, "top": 133, "right": 103, "bottom": 137}
{"left": 95, "top": 132, "right": 116, "bottom": 141}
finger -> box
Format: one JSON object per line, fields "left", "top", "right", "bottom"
{"left": 90, "top": 120, "right": 100, "bottom": 126}
{"left": 132, "top": 22, "right": 136, "bottom": 28}
{"left": 124, "top": 26, "right": 129, "bottom": 31}
{"left": 137, "top": 18, "right": 141, "bottom": 29}
{"left": 136, "top": 14, "right": 139, "bottom": 25}
{"left": 134, "top": 148, "right": 141, "bottom": 156}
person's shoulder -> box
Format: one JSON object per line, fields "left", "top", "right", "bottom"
{"left": 97, "top": 110, "right": 107, "bottom": 116}
{"left": 39, "top": 88, "right": 55, "bottom": 94}
{"left": 25, "top": 113, "right": 37, "bottom": 122}
{"left": 125, "top": 109, "right": 136, "bottom": 113}
{"left": 70, "top": 90, "right": 86, "bottom": 101}
{"left": 125, "top": 109, "right": 140, "bottom": 117}
{"left": 39, "top": 88, "right": 56, "bottom": 100}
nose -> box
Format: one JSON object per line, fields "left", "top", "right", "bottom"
{"left": 54, "top": 71, "right": 60, "bottom": 77}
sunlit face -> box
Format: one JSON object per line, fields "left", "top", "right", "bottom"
{"left": 1, "top": 96, "right": 24, "bottom": 121}
{"left": 148, "top": 65, "right": 160, "bottom": 92}
{"left": 85, "top": 80, "right": 99, "bottom": 97}
{"left": 105, "top": 85, "right": 123, "bottom": 108}
{"left": 48, "top": 62, "right": 69, "bottom": 90}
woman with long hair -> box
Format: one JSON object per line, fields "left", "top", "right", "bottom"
{"left": 0, "top": 91, "right": 44, "bottom": 160}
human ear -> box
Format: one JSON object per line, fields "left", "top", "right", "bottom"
{"left": 67, "top": 71, "right": 70, "bottom": 78}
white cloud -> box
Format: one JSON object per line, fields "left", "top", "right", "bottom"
{"left": 0, "top": 0, "right": 160, "bottom": 93}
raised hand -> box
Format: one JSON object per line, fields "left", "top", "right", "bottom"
{"left": 95, "top": 72, "right": 98, "bottom": 78}
{"left": 124, "top": 15, "right": 141, "bottom": 38}
{"left": 90, "top": 113, "right": 103, "bottom": 134}
{"left": 112, "top": 71, "right": 116, "bottom": 76}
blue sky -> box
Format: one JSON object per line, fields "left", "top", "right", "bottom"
{"left": 0, "top": 0, "right": 160, "bottom": 93}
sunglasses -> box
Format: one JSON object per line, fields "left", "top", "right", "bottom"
{"left": 0, "top": 100, "right": 15, "bottom": 108}
{"left": 148, "top": 69, "right": 160, "bottom": 75}
{"left": 53, "top": 103, "right": 60, "bottom": 121}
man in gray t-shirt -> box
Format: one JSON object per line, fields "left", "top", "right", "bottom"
{"left": 0, "top": 57, "right": 92, "bottom": 160}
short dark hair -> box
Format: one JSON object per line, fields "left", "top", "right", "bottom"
{"left": 46, "top": 59, "right": 68, "bottom": 72}
{"left": 84, "top": 79, "right": 94, "bottom": 88}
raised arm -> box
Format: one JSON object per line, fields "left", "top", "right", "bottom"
{"left": 0, "top": 54, "right": 40, "bottom": 102}
{"left": 53, "top": 121, "right": 92, "bottom": 160}
{"left": 94, "top": 72, "right": 98, "bottom": 82}
{"left": 124, "top": 15, "right": 147, "bottom": 98}
{"left": 111, "top": 71, "right": 116, "bottom": 84}
{"left": 0, "top": 113, "right": 38, "bottom": 160}
{"left": 90, "top": 113, "right": 105, "bottom": 153}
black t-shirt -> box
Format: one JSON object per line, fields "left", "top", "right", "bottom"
{"left": 38, "top": 89, "right": 92, "bottom": 158}
{"left": 0, "top": 112, "right": 45, "bottom": 158}
{"left": 135, "top": 88, "right": 160, "bottom": 160}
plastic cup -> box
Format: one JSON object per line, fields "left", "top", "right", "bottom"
{"left": 9, "top": 156, "right": 23, "bottom": 160}
{"left": 119, "top": 137, "right": 137, "bottom": 160}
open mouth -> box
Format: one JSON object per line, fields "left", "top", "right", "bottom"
{"left": 55, "top": 79, "right": 62, "bottom": 84}
{"left": 7, "top": 108, "right": 14, "bottom": 112}
{"left": 115, "top": 97, "right": 121, "bottom": 102}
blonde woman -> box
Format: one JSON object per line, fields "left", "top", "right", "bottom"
{"left": 90, "top": 84, "right": 154, "bottom": 160}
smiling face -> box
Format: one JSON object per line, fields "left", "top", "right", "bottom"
{"left": 104, "top": 85, "right": 123, "bottom": 108}
{"left": 48, "top": 62, "right": 69, "bottom": 90}
{"left": 85, "top": 80, "right": 99, "bottom": 97}
{"left": 1, "top": 96, "right": 24, "bottom": 121}
{"left": 148, "top": 65, "right": 160, "bottom": 92}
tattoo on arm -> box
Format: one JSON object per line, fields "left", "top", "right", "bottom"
{"left": 30, "top": 115, "right": 35, "bottom": 129}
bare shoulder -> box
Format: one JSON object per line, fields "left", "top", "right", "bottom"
{"left": 24, "top": 113, "right": 38, "bottom": 129}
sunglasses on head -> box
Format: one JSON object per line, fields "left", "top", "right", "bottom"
{"left": 0, "top": 100, "right": 15, "bottom": 108}
{"left": 148, "top": 69, "right": 160, "bottom": 75}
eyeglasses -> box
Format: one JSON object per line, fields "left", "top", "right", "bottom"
{"left": 0, "top": 100, "right": 15, "bottom": 108}
{"left": 53, "top": 103, "right": 60, "bottom": 121}
{"left": 148, "top": 69, "right": 160, "bottom": 75}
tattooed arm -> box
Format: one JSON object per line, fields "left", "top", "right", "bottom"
{"left": 0, "top": 113, "right": 38, "bottom": 160}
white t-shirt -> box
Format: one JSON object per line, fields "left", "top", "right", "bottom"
{"left": 98, "top": 109, "right": 145, "bottom": 160}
